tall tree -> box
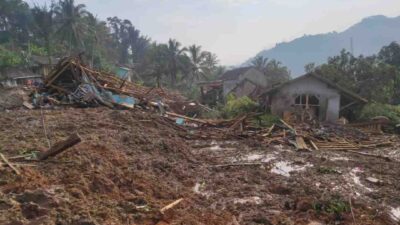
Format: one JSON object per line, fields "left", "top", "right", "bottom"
{"left": 166, "top": 39, "right": 186, "bottom": 87}
{"left": 251, "top": 55, "right": 268, "bottom": 71}
{"left": 378, "top": 42, "right": 400, "bottom": 68}
{"left": 54, "top": 0, "right": 88, "bottom": 54}
{"left": 184, "top": 44, "right": 207, "bottom": 87}
{"left": 31, "top": 4, "right": 54, "bottom": 64}
{"left": 0, "top": 0, "right": 31, "bottom": 48}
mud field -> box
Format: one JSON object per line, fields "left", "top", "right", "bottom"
{"left": 0, "top": 107, "right": 399, "bottom": 225}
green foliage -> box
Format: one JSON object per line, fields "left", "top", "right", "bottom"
{"left": 0, "top": 0, "right": 222, "bottom": 98}
{"left": 251, "top": 56, "right": 291, "bottom": 85}
{"left": 315, "top": 47, "right": 400, "bottom": 104}
{"left": 0, "top": 46, "right": 23, "bottom": 68}
{"left": 313, "top": 195, "right": 350, "bottom": 218}
{"left": 221, "top": 94, "right": 259, "bottom": 118}
{"left": 251, "top": 113, "right": 280, "bottom": 127}
{"left": 359, "top": 103, "right": 400, "bottom": 124}
{"left": 30, "top": 44, "right": 47, "bottom": 56}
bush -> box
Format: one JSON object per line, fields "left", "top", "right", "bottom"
{"left": 221, "top": 94, "right": 259, "bottom": 118}
{"left": 359, "top": 103, "right": 400, "bottom": 124}
{"left": 0, "top": 46, "right": 23, "bottom": 69}
{"left": 251, "top": 113, "right": 280, "bottom": 127}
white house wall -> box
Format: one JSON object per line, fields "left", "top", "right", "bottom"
{"left": 270, "top": 76, "right": 341, "bottom": 122}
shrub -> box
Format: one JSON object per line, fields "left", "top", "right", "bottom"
{"left": 0, "top": 46, "right": 23, "bottom": 69}
{"left": 221, "top": 94, "right": 258, "bottom": 118}
{"left": 251, "top": 113, "right": 280, "bottom": 127}
{"left": 359, "top": 103, "right": 400, "bottom": 124}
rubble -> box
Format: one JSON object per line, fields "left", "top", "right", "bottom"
{"left": 0, "top": 59, "right": 399, "bottom": 225}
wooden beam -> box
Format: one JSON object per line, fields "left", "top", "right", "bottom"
{"left": 309, "top": 140, "right": 319, "bottom": 151}
{"left": 340, "top": 101, "right": 357, "bottom": 111}
{"left": 0, "top": 153, "right": 21, "bottom": 175}
{"left": 160, "top": 198, "right": 184, "bottom": 214}
{"left": 38, "top": 133, "right": 82, "bottom": 160}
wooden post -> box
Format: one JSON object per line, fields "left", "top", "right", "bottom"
{"left": 38, "top": 133, "right": 82, "bottom": 161}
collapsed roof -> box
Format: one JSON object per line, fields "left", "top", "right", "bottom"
{"left": 261, "top": 73, "right": 368, "bottom": 103}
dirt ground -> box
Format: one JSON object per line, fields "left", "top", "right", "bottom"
{"left": 0, "top": 107, "right": 399, "bottom": 225}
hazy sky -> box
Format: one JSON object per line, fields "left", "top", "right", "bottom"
{"left": 30, "top": 0, "right": 400, "bottom": 65}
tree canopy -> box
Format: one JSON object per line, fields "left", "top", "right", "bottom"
{"left": 0, "top": 0, "right": 223, "bottom": 96}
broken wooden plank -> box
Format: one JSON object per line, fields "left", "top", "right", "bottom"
{"left": 346, "top": 150, "right": 391, "bottom": 161}
{"left": 23, "top": 101, "right": 34, "bottom": 109}
{"left": 0, "top": 153, "right": 21, "bottom": 175}
{"left": 262, "top": 124, "right": 275, "bottom": 137}
{"left": 38, "top": 133, "right": 82, "bottom": 161}
{"left": 160, "top": 198, "right": 184, "bottom": 214}
{"left": 295, "top": 136, "right": 309, "bottom": 151}
{"left": 280, "top": 119, "right": 296, "bottom": 134}
{"left": 208, "top": 162, "right": 266, "bottom": 168}
{"left": 309, "top": 140, "right": 319, "bottom": 151}
{"left": 166, "top": 112, "right": 217, "bottom": 126}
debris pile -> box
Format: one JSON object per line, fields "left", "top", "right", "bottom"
{"left": 33, "top": 57, "right": 206, "bottom": 116}
{"left": 0, "top": 58, "right": 399, "bottom": 225}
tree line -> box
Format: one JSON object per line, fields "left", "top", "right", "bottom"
{"left": 0, "top": 0, "right": 224, "bottom": 95}
{"left": 306, "top": 42, "right": 400, "bottom": 104}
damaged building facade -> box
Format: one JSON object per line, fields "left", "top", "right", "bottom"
{"left": 220, "top": 67, "right": 267, "bottom": 96}
{"left": 261, "top": 73, "right": 367, "bottom": 123}
{"left": 198, "top": 67, "right": 266, "bottom": 105}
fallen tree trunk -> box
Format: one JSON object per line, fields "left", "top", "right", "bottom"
{"left": 38, "top": 133, "right": 82, "bottom": 161}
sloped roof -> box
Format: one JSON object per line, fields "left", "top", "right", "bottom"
{"left": 229, "top": 78, "right": 266, "bottom": 100}
{"left": 31, "top": 55, "right": 59, "bottom": 65}
{"left": 1, "top": 68, "right": 41, "bottom": 79}
{"left": 261, "top": 73, "right": 368, "bottom": 103}
{"left": 219, "top": 67, "right": 255, "bottom": 81}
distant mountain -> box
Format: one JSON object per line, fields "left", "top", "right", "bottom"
{"left": 245, "top": 15, "right": 400, "bottom": 77}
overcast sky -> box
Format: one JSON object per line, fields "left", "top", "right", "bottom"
{"left": 30, "top": 0, "right": 400, "bottom": 65}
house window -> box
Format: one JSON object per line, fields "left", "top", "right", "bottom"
{"left": 294, "top": 94, "right": 320, "bottom": 107}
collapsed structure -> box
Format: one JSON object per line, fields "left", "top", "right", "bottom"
{"left": 260, "top": 73, "right": 368, "bottom": 123}
{"left": 0, "top": 58, "right": 400, "bottom": 225}
{"left": 34, "top": 57, "right": 208, "bottom": 116}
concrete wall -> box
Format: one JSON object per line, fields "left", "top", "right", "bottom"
{"left": 223, "top": 68, "right": 267, "bottom": 96}
{"left": 0, "top": 79, "right": 17, "bottom": 87}
{"left": 269, "top": 76, "right": 341, "bottom": 122}
{"left": 223, "top": 80, "right": 239, "bottom": 96}
{"left": 232, "top": 80, "right": 257, "bottom": 98}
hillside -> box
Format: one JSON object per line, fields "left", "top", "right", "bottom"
{"left": 246, "top": 15, "right": 400, "bottom": 77}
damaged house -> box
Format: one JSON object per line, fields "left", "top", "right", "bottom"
{"left": 220, "top": 67, "right": 267, "bottom": 97}
{"left": 261, "top": 73, "right": 368, "bottom": 123}
{"left": 198, "top": 67, "right": 267, "bottom": 105}
{"left": 0, "top": 68, "right": 42, "bottom": 87}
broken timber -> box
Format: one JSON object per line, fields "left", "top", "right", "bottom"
{"left": 295, "top": 136, "right": 310, "bottom": 151}
{"left": 160, "top": 198, "right": 184, "bottom": 214}
{"left": 38, "top": 133, "right": 82, "bottom": 160}
{"left": 0, "top": 153, "right": 21, "bottom": 175}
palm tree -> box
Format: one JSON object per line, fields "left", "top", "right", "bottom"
{"left": 251, "top": 55, "right": 268, "bottom": 72}
{"left": 166, "top": 39, "right": 187, "bottom": 87}
{"left": 54, "top": 0, "right": 88, "bottom": 54}
{"left": 184, "top": 44, "right": 208, "bottom": 86}
{"left": 31, "top": 4, "right": 54, "bottom": 64}
{"left": 202, "top": 52, "right": 218, "bottom": 75}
